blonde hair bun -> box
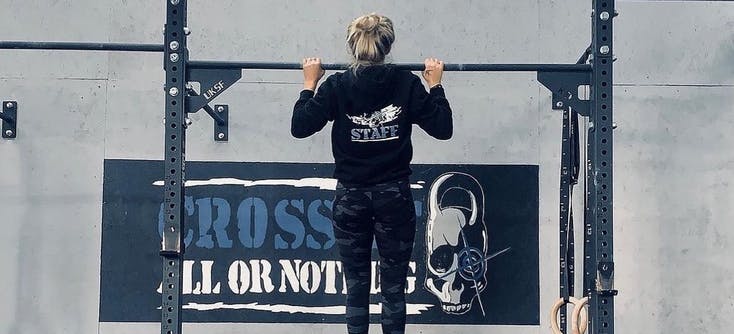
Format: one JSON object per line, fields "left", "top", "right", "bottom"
{"left": 347, "top": 13, "right": 395, "bottom": 67}
{"left": 355, "top": 14, "right": 380, "bottom": 33}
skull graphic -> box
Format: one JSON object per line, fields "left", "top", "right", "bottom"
{"left": 424, "top": 172, "right": 492, "bottom": 315}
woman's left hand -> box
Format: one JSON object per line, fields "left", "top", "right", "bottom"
{"left": 302, "top": 57, "right": 325, "bottom": 91}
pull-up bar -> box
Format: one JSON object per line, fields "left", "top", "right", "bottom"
{"left": 0, "top": 41, "right": 165, "bottom": 52}
{"left": 0, "top": 41, "right": 592, "bottom": 73}
{"left": 187, "top": 60, "right": 592, "bottom": 72}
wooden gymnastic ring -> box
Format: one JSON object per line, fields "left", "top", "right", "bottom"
{"left": 550, "top": 297, "right": 588, "bottom": 334}
{"left": 570, "top": 296, "right": 589, "bottom": 334}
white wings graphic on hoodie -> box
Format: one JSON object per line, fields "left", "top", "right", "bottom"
{"left": 348, "top": 104, "right": 402, "bottom": 128}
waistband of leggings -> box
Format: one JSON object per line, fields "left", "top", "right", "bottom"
{"left": 336, "top": 177, "right": 410, "bottom": 191}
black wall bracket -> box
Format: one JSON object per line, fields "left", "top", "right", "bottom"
{"left": 185, "top": 68, "right": 240, "bottom": 142}
{"left": 596, "top": 261, "right": 618, "bottom": 296}
{"left": 538, "top": 71, "right": 591, "bottom": 116}
{"left": 186, "top": 68, "right": 241, "bottom": 113}
{"left": 185, "top": 88, "right": 229, "bottom": 142}
{"left": 213, "top": 105, "right": 228, "bottom": 142}
{"left": 1, "top": 101, "right": 17, "bottom": 139}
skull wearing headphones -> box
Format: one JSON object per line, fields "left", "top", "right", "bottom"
{"left": 424, "top": 172, "right": 489, "bottom": 314}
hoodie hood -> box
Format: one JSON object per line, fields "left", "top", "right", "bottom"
{"left": 342, "top": 65, "right": 398, "bottom": 111}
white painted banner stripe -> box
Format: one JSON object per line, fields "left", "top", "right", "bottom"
{"left": 173, "top": 302, "right": 433, "bottom": 315}
{"left": 152, "top": 177, "right": 424, "bottom": 189}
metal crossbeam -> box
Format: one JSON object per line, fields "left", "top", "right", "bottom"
{"left": 0, "top": 41, "right": 164, "bottom": 52}
{"left": 188, "top": 60, "right": 591, "bottom": 72}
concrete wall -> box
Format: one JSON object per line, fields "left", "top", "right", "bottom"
{"left": 0, "top": 0, "right": 732, "bottom": 333}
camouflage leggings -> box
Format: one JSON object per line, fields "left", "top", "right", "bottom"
{"left": 332, "top": 178, "right": 417, "bottom": 334}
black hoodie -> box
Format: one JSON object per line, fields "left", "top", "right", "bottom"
{"left": 291, "top": 65, "right": 453, "bottom": 186}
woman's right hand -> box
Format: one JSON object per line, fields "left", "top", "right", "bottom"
{"left": 422, "top": 58, "right": 444, "bottom": 88}
{"left": 302, "top": 57, "right": 325, "bottom": 91}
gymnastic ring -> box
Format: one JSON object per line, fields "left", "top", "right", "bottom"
{"left": 570, "top": 296, "right": 589, "bottom": 334}
{"left": 550, "top": 297, "right": 589, "bottom": 334}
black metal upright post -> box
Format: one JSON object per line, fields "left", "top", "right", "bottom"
{"left": 588, "top": 0, "right": 617, "bottom": 333}
{"left": 160, "top": 0, "right": 188, "bottom": 334}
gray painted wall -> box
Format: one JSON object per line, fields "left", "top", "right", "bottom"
{"left": 0, "top": 0, "right": 732, "bottom": 333}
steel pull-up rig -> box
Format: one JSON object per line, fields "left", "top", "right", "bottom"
{"left": 0, "top": 1, "right": 618, "bottom": 333}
